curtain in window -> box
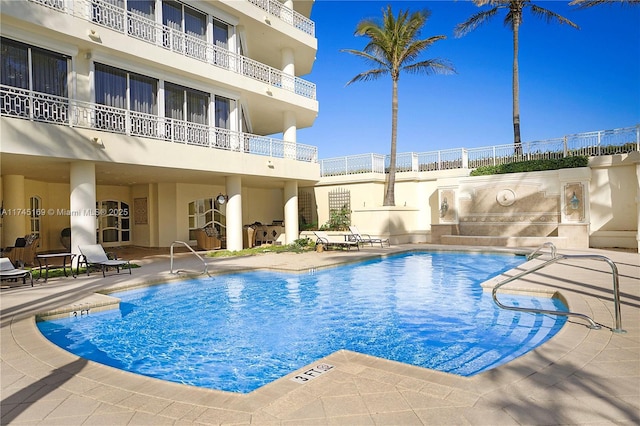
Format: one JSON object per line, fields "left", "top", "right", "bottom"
{"left": 213, "top": 19, "right": 228, "bottom": 49}
{"left": 215, "top": 96, "right": 231, "bottom": 129}
{"left": 185, "top": 7, "right": 206, "bottom": 40}
{"left": 0, "top": 38, "right": 29, "bottom": 88}
{"left": 130, "top": 73, "right": 157, "bottom": 114}
{"left": 128, "top": 0, "right": 154, "bottom": 18}
{"left": 187, "top": 89, "right": 208, "bottom": 124}
{"left": 31, "top": 48, "right": 67, "bottom": 97}
{"left": 95, "top": 64, "right": 126, "bottom": 108}
{"left": 162, "top": 0, "right": 182, "bottom": 30}
{"left": 164, "top": 82, "right": 184, "bottom": 120}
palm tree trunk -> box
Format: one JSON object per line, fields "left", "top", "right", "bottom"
{"left": 513, "top": 19, "right": 522, "bottom": 156}
{"left": 384, "top": 78, "right": 398, "bottom": 206}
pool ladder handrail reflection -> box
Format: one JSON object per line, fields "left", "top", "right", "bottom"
{"left": 170, "top": 241, "right": 210, "bottom": 276}
{"left": 492, "top": 242, "right": 625, "bottom": 333}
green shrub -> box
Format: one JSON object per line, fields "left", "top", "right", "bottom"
{"left": 470, "top": 156, "right": 589, "bottom": 176}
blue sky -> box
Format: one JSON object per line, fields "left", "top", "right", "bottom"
{"left": 297, "top": 0, "right": 640, "bottom": 159}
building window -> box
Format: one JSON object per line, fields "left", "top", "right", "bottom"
{"left": 29, "top": 196, "right": 42, "bottom": 238}
{"left": 188, "top": 198, "right": 226, "bottom": 240}
{"left": 94, "top": 63, "right": 158, "bottom": 136}
{"left": 165, "top": 82, "right": 209, "bottom": 144}
{"left": 162, "top": 0, "right": 207, "bottom": 59}
{"left": 0, "top": 37, "right": 68, "bottom": 121}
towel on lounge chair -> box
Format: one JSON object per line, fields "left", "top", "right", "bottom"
{"left": 0, "top": 257, "right": 33, "bottom": 286}
{"left": 78, "top": 244, "right": 132, "bottom": 277}
{"left": 348, "top": 226, "right": 390, "bottom": 247}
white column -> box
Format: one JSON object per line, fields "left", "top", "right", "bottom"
{"left": 283, "top": 110, "right": 296, "bottom": 159}
{"left": 70, "top": 162, "right": 96, "bottom": 257}
{"left": 3, "top": 175, "right": 26, "bottom": 245}
{"left": 281, "top": 47, "right": 295, "bottom": 92}
{"left": 284, "top": 0, "right": 293, "bottom": 10}
{"left": 284, "top": 181, "right": 299, "bottom": 244}
{"left": 225, "top": 176, "right": 243, "bottom": 251}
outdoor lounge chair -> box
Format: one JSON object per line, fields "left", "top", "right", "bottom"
{"left": 4, "top": 235, "right": 39, "bottom": 267}
{"left": 313, "top": 231, "right": 359, "bottom": 251}
{"left": 348, "top": 226, "right": 390, "bottom": 248}
{"left": 77, "top": 244, "right": 131, "bottom": 277}
{"left": 0, "top": 257, "right": 33, "bottom": 287}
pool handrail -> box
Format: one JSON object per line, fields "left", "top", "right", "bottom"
{"left": 492, "top": 243, "right": 625, "bottom": 333}
{"left": 170, "top": 241, "right": 210, "bottom": 276}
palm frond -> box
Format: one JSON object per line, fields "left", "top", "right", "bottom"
{"left": 454, "top": 7, "right": 501, "bottom": 37}
{"left": 344, "top": 69, "right": 388, "bottom": 86}
{"left": 529, "top": 4, "right": 580, "bottom": 28}
{"left": 569, "top": 0, "right": 639, "bottom": 8}
{"left": 403, "top": 59, "right": 457, "bottom": 76}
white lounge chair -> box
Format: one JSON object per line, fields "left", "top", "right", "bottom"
{"left": 313, "top": 231, "right": 359, "bottom": 251}
{"left": 348, "top": 226, "right": 390, "bottom": 248}
{"left": 78, "top": 244, "right": 131, "bottom": 277}
{"left": 0, "top": 257, "right": 33, "bottom": 286}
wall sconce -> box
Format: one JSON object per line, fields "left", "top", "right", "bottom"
{"left": 569, "top": 192, "right": 580, "bottom": 210}
{"left": 216, "top": 193, "right": 228, "bottom": 205}
{"left": 439, "top": 197, "right": 448, "bottom": 218}
{"left": 265, "top": 87, "right": 273, "bottom": 96}
{"left": 264, "top": 16, "right": 271, "bottom": 25}
{"left": 91, "top": 137, "right": 104, "bottom": 148}
{"left": 88, "top": 29, "right": 101, "bottom": 41}
{"left": 267, "top": 160, "right": 274, "bottom": 168}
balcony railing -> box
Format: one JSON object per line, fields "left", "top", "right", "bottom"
{"left": 320, "top": 125, "right": 640, "bottom": 177}
{"left": 246, "top": 0, "right": 315, "bottom": 36}
{"left": 0, "top": 85, "right": 318, "bottom": 163}
{"left": 27, "top": 0, "right": 316, "bottom": 100}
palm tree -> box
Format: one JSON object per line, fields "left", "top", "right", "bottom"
{"left": 343, "top": 6, "right": 454, "bottom": 206}
{"left": 570, "top": 0, "right": 639, "bottom": 7}
{"left": 455, "top": 1, "right": 579, "bottom": 152}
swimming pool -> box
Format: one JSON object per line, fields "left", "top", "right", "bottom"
{"left": 38, "top": 251, "right": 567, "bottom": 393}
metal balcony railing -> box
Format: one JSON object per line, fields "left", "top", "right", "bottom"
{"left": 26, "top": 0, "right": 316, "bottom": 100}
{"left": 0, "top": 85, "right": 318, "bottom": 163}
{"left": 320, "top": 125, "right": 640, "bottom": 177}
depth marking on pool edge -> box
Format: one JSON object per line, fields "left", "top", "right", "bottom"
{"left": 290, "top": 363, "right": 334, "bottom": 384}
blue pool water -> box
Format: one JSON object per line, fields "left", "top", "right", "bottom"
{"left": 38, "top": 251, "right": 567, "bottom": 393}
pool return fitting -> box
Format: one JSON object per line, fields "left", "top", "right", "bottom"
{"left": 492, "top": 242, "right": 625, "bottom": 333}
{"left": 170, "top": 241, "right": 210, "bottom": 276}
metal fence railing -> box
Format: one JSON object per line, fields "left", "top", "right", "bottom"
{"left": 320, "top": 125, "right": 639, "bottom": 177}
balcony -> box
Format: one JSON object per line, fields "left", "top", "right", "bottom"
{"left": 26, "top": 0, "right": 316, "bottom": 100}
{"left": 0, "top": 85, "right": 318, "bottom": 163}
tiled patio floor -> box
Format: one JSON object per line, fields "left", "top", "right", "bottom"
{"left": 1, "top": 244, "right": 639, "bottom": 425}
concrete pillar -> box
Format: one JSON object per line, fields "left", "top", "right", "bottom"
{"left": 70, "top": 162, "right": 96, "bottom": 257}
{"left": 282, "top": 47, "right": 295, "bottom": 76}
{"left": 283, "top": 110, "right": 296, "bottom": 159}
{"left": 284, "top": 181, "right": 299, "bottom": 244}
{"left": 2, "top": 175, "right": 26, "bottom": 246}
{"left": 225, "top": 176, "right": 243, "bottom": 251}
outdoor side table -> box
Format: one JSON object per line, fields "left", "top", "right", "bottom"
{"left": 36, "top": 253, "right": 76, "bottom": 282}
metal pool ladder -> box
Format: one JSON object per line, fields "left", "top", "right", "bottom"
{"left": 492, "top": 242, "right": 625, "bottom": 333}
{"left": 170, "top": 241, "right": 210, "bottom": 276}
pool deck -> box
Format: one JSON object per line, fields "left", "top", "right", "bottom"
{"left": 1, "top": 244, "right": 639, "bottom": 425}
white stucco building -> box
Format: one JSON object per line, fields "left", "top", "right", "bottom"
{"left": 1, "top": 0, "right": 319, "bottom": 254}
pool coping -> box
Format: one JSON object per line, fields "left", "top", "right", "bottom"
{"left": 2, "top": 244, "right": 639, "bottom": 424}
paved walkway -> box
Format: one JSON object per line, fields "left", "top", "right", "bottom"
{"left": 1, "top": 245, "right": 639, "bottom": 425}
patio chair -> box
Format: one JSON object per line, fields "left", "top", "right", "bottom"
{"left": 0, "top": 257, "right": 33, "bottom": 287}
{"left": 348, "top": 226, "right": 390, "bottom": 248}
{"left": 4, "top": 235, "right": 39, "bottom": 267}
{"left": 77, "top": 244, "right": 132, "bottom": 277}
{"left": 313, "top": 231, "right": 359, "bottom": 251}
